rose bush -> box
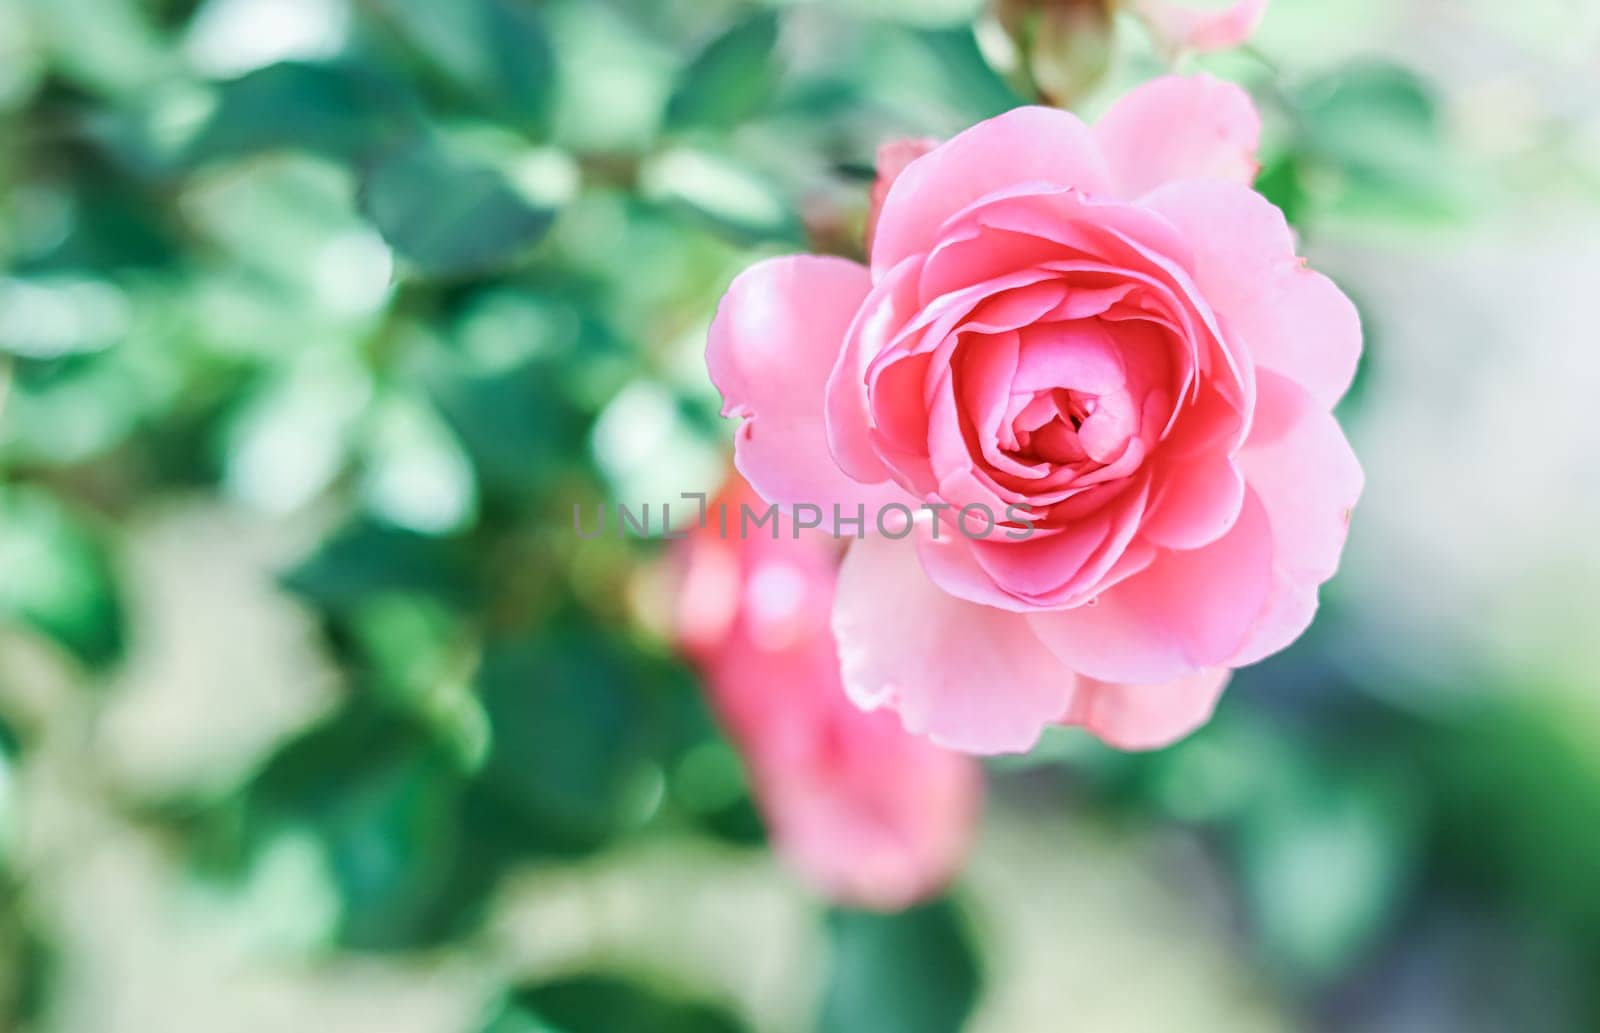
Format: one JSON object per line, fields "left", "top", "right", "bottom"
{"left": 707, "top": 74, "right": 1362, "bottom": 754}
{"left": 675, "top": 476, "right": 981, "bottom": 909}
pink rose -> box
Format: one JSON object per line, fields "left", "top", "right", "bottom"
{"left": 1131, "top": 0, "right": 1270, "bottom": 57}
{"left": 675, "top": 476, "right": 981, "bottom": 910}
{"left": 706, "top": 74, "right": 1362, "bottom": 755}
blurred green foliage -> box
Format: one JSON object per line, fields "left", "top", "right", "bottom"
{"left": 0, "top": 0, "right": 1596, "bottom": 1031}
{"left": 819, "top": 901, "right": 980, "bottom": 1033}
{"left": 482, "top": 974, "right": 751, "bottom": 1033}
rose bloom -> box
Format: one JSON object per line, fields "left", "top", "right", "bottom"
{"left": 1131, "top": 0, "right": 1270, "bottom": 56}
{"left": 707, "top": 75, "right": 1362, "bottom": 754}
{"left": 675, "top": 476, "right": 981, "bottom": 910}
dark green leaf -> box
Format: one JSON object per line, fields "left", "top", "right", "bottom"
{"left": 665, "top": 12, "right": 781, "bottom": 131}
{"left": 11, "top": 169, "right": 183, "bottom": 274}
{"left": 244, "top": 704, "right": 471, "bottom": 950}
{"left": 366, "top": 0, "right": 555, "bottom": 132}
{"left": 425, "top": 356, "right": 590, "bottom": 496}
{"left": 485, "top": 974, "right": 750, "bottom": 1033}
{"left": 282, "top": 518, "right": 477, "bottom": 614}
{"left": 359, "top": 138, "right": 555, "bottom": 279}
{"left": 185, "top": 61, "right": 418, "bottom": 164}
{"left": 819, "top": 899, "right": 981, "bottom": 1033}
{"left": 474, "top": 633, "right": 655, "bottom": 853}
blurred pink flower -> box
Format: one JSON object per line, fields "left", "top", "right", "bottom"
{"left": 707, "top": 75, "right": 1362, "bottom": 755}
{"left": 1131, "top": 0, "right": 1270, "bottom": 57}
{"left": 675, "top": 477, "right": 981, "bottom": 910}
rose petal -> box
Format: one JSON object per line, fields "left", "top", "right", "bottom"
{"left": 1028, "top": 488, "right": 1273, "bottom": 682}
{"left": 870, "top": 106, "right": 1114, "bottom": 277}
{"left": 1230, "top": 370, "right": 1363, "bottom": 664}
{"left": 1144, "top": 179, "right": 1362, "bottom": 408}
{"left": 826, "top": 256, "right": 925, "bottom": 485}
{"left": 708, "top": 255, "right": 903, "bottom": 511}
{"left": 833, "top": 531, "right": 1079, "bottom": 754}
{"left": 1065, "top": 668, "right": 1231, "bottom": 750}
{"left": 867, "top": 136, "right": 939, "bottom": 253}
{"left": 965, "top": 475, "right": 1151, "bottom": 607}
{"left": 1139, "top": 453, "right": 1246, "bottom": 550}
{"left": 1094, "top": 73, "right": 1261, "bottom": 200}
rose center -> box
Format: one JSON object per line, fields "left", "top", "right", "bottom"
{"left": 999, "top": 319, "right": 1151, "bottom": 473}
{"left": 1007, "top": 388, "right": 1096, "bottom": 465}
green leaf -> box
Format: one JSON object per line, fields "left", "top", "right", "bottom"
{"left": 281, "top": 518, "right": 478, "bottom": 614}
{"left": 359, "top": 391, "right": 479, "bottom": 535}
{"left": 366, "top": 0, "right": 555, "bottom": 132}
{"left": 907, "top": 26, "right": 1024, "bottom": 123}
{"left": 0, "top": 885, "right": 54, "bottom": 1031}
{"left": 1295, "top": 62, "right": 1459, "bottom": 220}
{"left": 1253, "top": 152, "right": 1311, "bottom": 228}
{"left": 12, "top": 174, "right": 182, "bottom": 275}
{"left": 474, "top": 633, "right": 657, "bottom": 853}
{"left": 243, "top": 704, "right": 472, "bottom": 950}
{"left": 819, "top": 900, "right": 981, "bottom": 1033}
{"left": 185, "top": 61, "right": 418, "bottom": 165}
{"left": 0, "top": 718, "right": 14, "bottom": 862}
{"left": 0, "top": 488, "right": 125, "bottom": 671}
{"left": 358, "top": 138, "right": 556, "bottom": 279}
{"left": 643, "top": 148, "right": 802, "bottom": 247}
{"left": 1300, "top": 63, "right": 1437, "bottom": 154}
{"left": 664, "top": 11, "right": 781, "bottom": 131}
{"left": 343, "top": 595, "right": 489, "bottom": 772}
{"left": 484, "top": 974, "right": 750, "bottom": 1033}
{"left": 424, "top": 355, "right": 590, "bottom": 497}
{"left": 24, "top": 0, "right": 172, "bottom": 96}
{"left": 669, "top": 738, "right": 765, "bottom": 847}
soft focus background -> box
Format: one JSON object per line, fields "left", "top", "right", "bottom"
{"left": 1, "top": 0, "right": 1598, "bottom": 1030}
